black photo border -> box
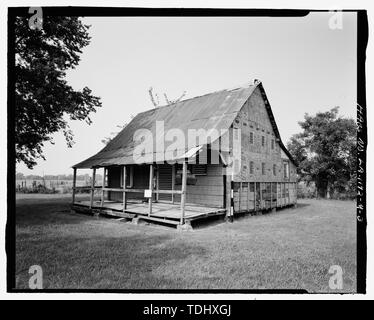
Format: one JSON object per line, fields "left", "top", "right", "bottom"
{"left": 6, "top": 7, "right": 368, "bottom": 294}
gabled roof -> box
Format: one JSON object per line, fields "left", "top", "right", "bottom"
{"left": 73, "top": 81, "right": 296, "bottom": 168}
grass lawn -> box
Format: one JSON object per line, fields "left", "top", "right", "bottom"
{"left": 15, "top": 194, "right": 356, "bottom": 292}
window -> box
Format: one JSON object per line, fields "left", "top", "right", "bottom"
{"left": 261, "top": 136, "right": 265, "bottom": 147}
{"left": 271, "top": 139, "right": 275, "bottom": 150}
{"left": 273, "top": 164, "right": 276, "bottom": 176}
{"left": 249, "top": 132, "right": 254, "bottom": 144}
{"left": 250, "top": 161, "right": 254, "bottom": 174}
{"left": 284, "top": 162, "right": 289, "bottom": 179}
{"left": 262, "top": 163, "right": 266, "bottom": 175}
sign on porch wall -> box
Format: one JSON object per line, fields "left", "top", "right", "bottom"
{"left": 144, "top": 189, "right": 152, "bottom": 198}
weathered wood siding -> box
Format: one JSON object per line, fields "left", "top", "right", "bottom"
{"left": 232, "top": 181, "right": 297, "bottom": 212}
{"left": 229, "top": 86, "right": 297, "bottom": 212}
{"left": 107, "top": 165, "right": 150, "bottom": 202}
{"left": 174, "top": 164, "right": 224, "bottom": 208}
{"left": 232, "top": 86, "right": 297, "bottom": 183}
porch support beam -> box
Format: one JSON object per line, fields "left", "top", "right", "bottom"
{"left": 72, "top": 168, "right": 77, "bottom": 204}
{"left": 171, "top": 164, "right": 175, "bottom": 204}
{"left": 225, "top": 173, "right": 232, "bottom": 221}
{"left": 254, "top": 182, "right": 256, "bottom": 211}
{"left": 276, "top": 182, "right": 278, "bottom": 207}
{"left": 90, "top": 168, "right": 96, "bottom": 209}
{"left": 123, "top": 166, "right": 127, "bottom": 211}
{"left": 101, "top": 167, "right": 106, "bottom": 208}
{"left": 148, "top": 164, "right": 154, "bottom": 217}
{"left": 180, "top": 159, "right": 187, "bottom": 225}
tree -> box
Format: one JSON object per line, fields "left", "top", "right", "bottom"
{"left": 287, "top": 107, "right": 356, "bottom": 198}
{"left": 15, "top": 16, "right": 102, "bottom": 168}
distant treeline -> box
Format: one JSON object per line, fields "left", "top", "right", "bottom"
{"left": 16, "top": 172, "right": 102, "bottom": 181}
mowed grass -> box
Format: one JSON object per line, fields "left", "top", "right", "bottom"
{"left": 15, "top": 194, "right": 356, "bottom": 292}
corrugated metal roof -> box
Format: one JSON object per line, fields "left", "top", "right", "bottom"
{"left": 73, "top": 82, "right": 296, "bottom": 168}
{"left": 73, "top": 85, "right": 257, "bottom": 168}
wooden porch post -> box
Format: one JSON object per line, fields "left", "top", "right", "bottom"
{"left": 123, "top": 165, "right": 127, "bottom": 212}
{"left": 239, "top": 182, "right": 242, "bottom": 213}
{"left": 180, "top": 159, "right": 187, "bottom": 225}
{"left": 101, "top": 167, "right": 106, "bottom": 208}
{"left": 276, "top": 182, "right": 278, "bottom": 207}
{"left": 171, "top": 164, "right": 175, "bottom": 204}
{"left": 148, "top": 164, "right": 154, "bottom": 217}
{"left": 72, "top": 168, "right": 77, "bottom": 204}
{"left": 260, "top": 182, "right": 263, "bottom": 209}
{"left": 270, "top": 182, "right": 273, "bottom": 210}
{"left": 247, "top": 182, "right": 250, "bottom": 212}
{"left": 254, "top": 182, "right": 256, "bottom": 211}
{"left": 156, "top": 164, "right": 159, "bottom": 202}
{"left": 225, "top": 172, "right": 232, "bottom": 221}
{"left": 90, "top": 168, "right": 96, "bottom": 209}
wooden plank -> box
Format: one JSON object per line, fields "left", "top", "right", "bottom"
{"left": 138, "top": 216, "right": 180, "bottom": 226}
{"left": 239, "top": 182, "right": 242, "bottom": 213}
{"left": 73, "top": 186, "right": 92, "bottom": 190}
{"left": 89, "top": 168, "right": 96, "bottom": 209}
{"left": 247, "top": 182, "right": 250, "bottom": 211}
{"left": 100, "top": 187, "right": 183, "bottom": 194}
{"left": 254, "top": 182, "right": 256, "bottom": 210}
{"left": 226, "top": 174, "right": 232, "bottom": 218}
{"left": 180, "top": 160, "right": 187, "bottom": 225}
{"left": 156, "top": 164, "right": 159, "bottom": 202}
{"left": 103, "top": 209, "right": 135, "bottom": 219}
{"left": 72, "top": 168, "right": 77, "bottom": 204}
{"left": 270, "top": 182, "right": 272, "bottom": 209}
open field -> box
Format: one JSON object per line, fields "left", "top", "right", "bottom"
{"left": 14, "top": 194, "right": 356, "bottom": 292}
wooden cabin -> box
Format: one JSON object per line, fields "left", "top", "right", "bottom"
{"left": 71, "top": 80, "right": 297, "bottom": 228}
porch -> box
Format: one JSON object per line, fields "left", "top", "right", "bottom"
{"left": 72, "top": 199, "right": 226, "bottom": 226}
{"left": 70, "top": 159, "right": 227, "bottom": 228}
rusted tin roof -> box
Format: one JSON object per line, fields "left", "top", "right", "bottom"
{"left": 73, "top": 82, "right": 295, "bottom": 168}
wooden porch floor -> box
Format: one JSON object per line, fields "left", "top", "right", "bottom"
{"left": 73, "top": 200, "right": 226, "bottom": 222}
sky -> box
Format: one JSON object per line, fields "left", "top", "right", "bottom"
{"left": 17, "top": 12, "right": 357, "bottom": 175}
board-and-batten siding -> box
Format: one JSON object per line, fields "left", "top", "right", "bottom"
{"left": 157, "top": 164, "right": 173, "bottom": 201}
{"left": 232, "top": 86, "right": 297, "bottom": 183}
{"left": 107, "top": 165, "right": 150, "bottom": 202}
{"left": 174, "top": 164, "right": 224, "bottom": 208}
{"left": 232, "top": 182, "right": 297, "bottom": 212}
{"left": 107, "top": 164, "right": 224, "bottom": 208}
